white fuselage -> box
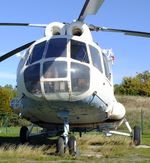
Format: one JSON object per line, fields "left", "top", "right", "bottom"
{"left": 11, "top": 22, "right": 125, "bottom": 129}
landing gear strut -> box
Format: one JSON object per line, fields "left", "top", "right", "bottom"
{"left": 102, "top": 118, "right": 141, "bottom": 146}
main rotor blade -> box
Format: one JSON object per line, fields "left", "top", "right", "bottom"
{"left": 0, "top": 23, "right": 47, "bottom": 28}
{"left": 0, "top": 41, "right": 35, "bottom": 62}
{"left": 89, "top": 25, "right": 150, "bottom": 38}
{"left": 78, "top": 0, "right": 104, "bottom": 22}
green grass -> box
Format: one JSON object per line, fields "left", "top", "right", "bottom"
{"left": 0, "top": 130, "right": 149, "bottom": 163}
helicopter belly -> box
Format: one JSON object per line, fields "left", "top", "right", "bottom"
{"left": 20, "top": 96, "right": 108, "bottom": 126}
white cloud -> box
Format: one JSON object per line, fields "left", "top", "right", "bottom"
{"left": 0, "top": 72, "right": 16, "bottom": 79}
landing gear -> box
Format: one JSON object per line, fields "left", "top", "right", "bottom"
{"left": 68, "top": 135, "right": 77, "bottom": 156}
{"left": 102, "top": 118, "right": 141, "bottom": 146}
{"left": 133, "top": 126, "right": 141, "bottom": 146}
{"left": 57, "top": 136, "right": 65, "bottom": 156}
{"left": 57, "top": 135, "right": 77, "bottom": 156}
{"left": 20, "top": 126, "right": 29, "bottom": 144}
{"left": 56, "top": 117, "right": 77, "bottom": 156}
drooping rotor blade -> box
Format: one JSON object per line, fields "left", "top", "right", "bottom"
{"left": 0, "top": 41, "right": 35, "bottom": 62}
{"left": 78, "top": 0, "right": 104, "bottom": 22}
{"left": 89, "top": 24, "right": 150, "bottom": 38}
{"left": 0, "top": 23, "right": 47, "bottom": 28}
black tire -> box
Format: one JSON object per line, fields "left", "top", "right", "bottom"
{"left": 68, "top": 136, "right": 76, "bottom": 156}
{"left": 133, "top": 126, "right": 141, "bottom": 146}
{"left": 57, "top": 136, "right": 65, "bottom": 156}
{"left": 20, "top": 126, "right": 29, "bottom": 144}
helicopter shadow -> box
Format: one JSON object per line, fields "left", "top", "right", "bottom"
{"left": 0, "top": 135, "right": 57, "bottom": 155}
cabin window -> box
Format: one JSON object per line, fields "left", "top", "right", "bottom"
{"left": 27, "top": 41, "right": 46, "bottom": 65}
{"left": 71, "top": 40, "right": 89, "bottom": 63}
{"left": 71, "top": 62, "right": 90, "bottom": 95}
{"left": 89, "top": 45, "right": 103, "bottom": 73}
{"left": 24, "top": 63, "right": 41, "bottom": 95}
{"left": 43, "top": 61, "right": 67, "bottom": 78}
{"left": 45, "top": 38, "right": 67, "bottom": 58}
{"left": 103, "top": 54, "right": 110, "bottom": 79}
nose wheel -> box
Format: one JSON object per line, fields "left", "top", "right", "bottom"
{"left": 56, "top": 119, "right": 77, "bottom": 156}
{"left": 68, "top": 135, "right": 77, "bottom": 155}
{"left": 57, "top": 135, "right": 77, "bottom": 156}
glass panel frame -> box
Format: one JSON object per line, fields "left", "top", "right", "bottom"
{"left": 44, "top": 81, "right": 68, "bottom": 93}
{"left": 71, "top": 40, "right": 89, "bottom": 63}
{"left": 24, "top": 63, "right": 41, "bottom": 95}
{"left": 71, "top": 62, "right": 90, "bottom": 95}
{"left": 103, "top": 54, "right": 110, "bottom": 80}
{"left": 89, "top": 45, "right": 103, "bottom": 73}
{"left": 26, "top": 41, "right": 46, "bottom": 65}
{"left": 43, "top": 61, "right": 67, "bottom": 78}
{"left": 45, "top": 38, "right": 67, "bottom": 58}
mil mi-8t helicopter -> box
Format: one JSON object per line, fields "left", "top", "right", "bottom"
{"left": 0, "top": 0, "right": 150, "bottom": 156}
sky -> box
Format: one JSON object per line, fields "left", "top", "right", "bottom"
{"left": 0, "top": 0, "right": 150, "bottom": 87}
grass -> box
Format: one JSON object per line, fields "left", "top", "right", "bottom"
{"left": 0, "top": 95, "right": 150, "bottom": 162}
{"left": 0, "top": 134, "right": 150, "bottom": 163}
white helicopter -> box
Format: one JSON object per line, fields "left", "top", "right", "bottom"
{"left": 0, "top": 0, "right": 150, "bottom": 156}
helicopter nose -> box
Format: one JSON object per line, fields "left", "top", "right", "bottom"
{"left": 24, "top": 60, "right": 90, "bottom": 100}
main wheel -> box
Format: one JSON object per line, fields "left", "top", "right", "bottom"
{"left": 133, "top": 126, "right": 141, "bottom": 146}
{"left": 57, "top": 136, "right": 65, "bottom": 156}
{"left": 20, "top": 126, "right": 29, "bottom": 144}
{"left": 68, "top": 136, "right": 76, "bottom": 156}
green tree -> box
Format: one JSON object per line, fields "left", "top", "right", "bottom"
{"left": 0, "top": 85, "right": 17, "bottom": 126}
{"left": 114, "top": 70, "right": 150, "bottom": 96}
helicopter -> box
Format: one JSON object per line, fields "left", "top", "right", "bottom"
{"left": 0, "top": 0, "right": 150, "bottom": 156}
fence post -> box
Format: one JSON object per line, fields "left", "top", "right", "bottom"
{"left": 141, "top": 109, "right": 144, "bottom": 135}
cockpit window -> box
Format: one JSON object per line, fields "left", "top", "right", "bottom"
{"left": 43, "top": 61, "right": 67, "bottom": 78}
{"left": 71, "top": 62, "right": 90, "bottom": 95}
{"left": 103, "top": 54, "right": 110, "bottom": 80}
{"left": 45, "top": 38, "right": 67, "bottom": 58}
{"left": 27, "top": 41, "right": 46, "bottom": 65}
{"left": 24, "top": 63, "right": 41, "bottom": 95}
{"left": 89, "top": 45, "right": 103, "bottom": 73}
{"left": 71, "top": 40, "right": 89, "bottom": 63}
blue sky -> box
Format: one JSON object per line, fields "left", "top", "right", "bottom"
{"left": 0, "top": 0, "right": 150, "bottom": 87}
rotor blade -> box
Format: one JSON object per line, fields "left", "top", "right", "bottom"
{"left": 0, "top": 23, "right": 47, "bottom": 28}
{"left": 0, "top": 41, "right": 35, "bottom": 62}
{"left": 89, "top": 24, "right": 150, "bottom": 38}
{"left": 78, "top": 0, "right": 104, "bottom": 22}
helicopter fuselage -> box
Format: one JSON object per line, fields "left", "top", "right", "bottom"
{"left": 11, "top": 22, "right": 125, "bottom": 130}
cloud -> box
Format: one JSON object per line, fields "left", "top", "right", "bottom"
{"left": 0, "top": 72, "right": 16, "bottom": 79}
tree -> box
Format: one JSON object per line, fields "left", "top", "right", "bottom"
{"left": 114, "top": 70, "right": 150, "bottom": 96}
{"left": 0, "top": 85, "right": 17, "bottom": 126}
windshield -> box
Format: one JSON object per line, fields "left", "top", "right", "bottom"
{"left": 45, "top": 38, "right": 67, "bottom": 58}
{"left": 71, "top": 62, "right": 90, "bottom": 95}
{"left": 27, "top": 41, "right": 46, "bottom": 65}
{"left": 24, "top": 63, "right": 41, "bottom": 96}
{"left": 43, "top": 61, "right": 67, "bottom": 78}
{"left": 71, "top": 40, "right": 89, "bottom": 63}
